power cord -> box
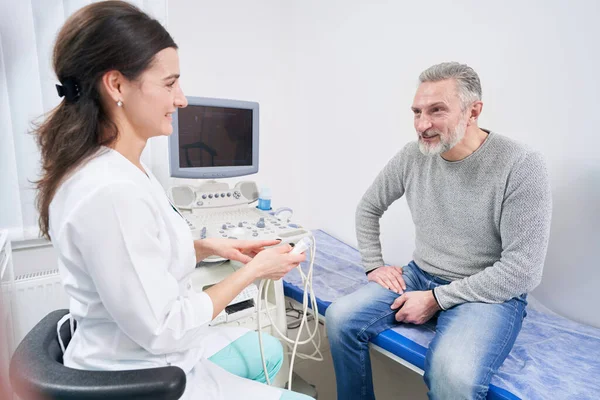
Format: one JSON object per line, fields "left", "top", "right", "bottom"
{"left": 287, "top": 301, "right": 323, "bottom": 330}
{"left": 256, "top": 235, "right": 323, "bottom": 390}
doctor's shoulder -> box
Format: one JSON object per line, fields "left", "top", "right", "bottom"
{"left": 58, "top": 148, "right": 139, "bottom": 193}
{"left": 50, "top": 150, "right": 152, "bottom": 218}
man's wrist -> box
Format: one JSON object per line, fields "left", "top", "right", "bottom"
{"left": 366, "top": 267, "right": 380, "bottom": 276}
{"left": 431, "top": 289, "right": 443, "bottom": 311}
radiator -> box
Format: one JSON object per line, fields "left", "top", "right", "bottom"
{"left": 10, "top": 269, "right": 69, "bottom": 349}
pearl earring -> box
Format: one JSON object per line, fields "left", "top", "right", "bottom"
{"left": 117, "top": 100, "right": 123, "bottom": 107}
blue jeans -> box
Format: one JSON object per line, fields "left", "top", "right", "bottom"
{"left": 326, "top": 261, "right": 527, "bottom": 400}
{"left": 209, "top": 331, "right": 313, "bottom": 400}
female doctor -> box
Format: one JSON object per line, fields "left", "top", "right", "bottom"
{"left": 34, "top": 2, "right": 312, "bottom": 399}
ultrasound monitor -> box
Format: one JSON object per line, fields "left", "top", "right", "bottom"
{"left": 168, "top": 96, "right": 259, "bottom": 178}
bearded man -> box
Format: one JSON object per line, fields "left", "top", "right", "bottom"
{"left": 326, "top": 62, "right": 552, "bottom": 400}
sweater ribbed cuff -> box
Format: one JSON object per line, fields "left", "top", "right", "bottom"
{"left": 432, "top": 288, "right": 446, "bottom": 311}
{"left": 365, "top": 266, "right": 380, "bottom": 276}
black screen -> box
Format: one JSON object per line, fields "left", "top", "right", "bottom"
{"left": 177, "top": 105, "right": 253, "bottom": 168}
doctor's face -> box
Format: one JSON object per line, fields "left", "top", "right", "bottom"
{"left": 121, "top": 47, "right": 188, "bottom": 139}
{"left": 411, "top": 79, "right": 469, "bottom": 156}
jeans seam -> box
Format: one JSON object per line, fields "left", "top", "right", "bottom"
{"left": 356, "top": 309, "right": 397, "bottom": 400}
{"left": 359, "top": 341, "right": 367, "bottom": 398}
{"left": 475, "top": 301, "right": 520, "bottom": 400}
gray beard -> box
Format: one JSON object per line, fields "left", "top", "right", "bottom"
{"left": 418, "top": 118, "right": 467, "bottom": 156}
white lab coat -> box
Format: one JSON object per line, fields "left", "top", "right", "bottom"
{"left": 49, "top": 147, "right": 282, "bottom": 399}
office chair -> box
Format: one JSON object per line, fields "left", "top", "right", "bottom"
{"left": 9, "top": 309, "right": 186, "bottom": 400}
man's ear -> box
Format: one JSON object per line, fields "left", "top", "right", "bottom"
{"left": 468, "top": 101, "right": 483, "bottom": 125}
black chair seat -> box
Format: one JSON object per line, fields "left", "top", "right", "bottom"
{"left": 10, "top": 309, "right": 186, "bottom": 400}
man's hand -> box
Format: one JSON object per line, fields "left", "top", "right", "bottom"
{"left": 391, "top": 290, "right": 440, "bottom": 325}
{"left": 367, "top": 266, "right": 406, "bottom": 293}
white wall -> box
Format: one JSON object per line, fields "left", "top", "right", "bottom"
{"left": 13, "top": 1, "right": 598, "bottom": 330}
{"left": 154, "top": 1, "right": 299, "bottom": 203}
{"left": 166, "top": 0, "right": 600, "bottom": 328}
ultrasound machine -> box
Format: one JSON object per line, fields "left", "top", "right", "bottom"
{"left": 167, "top": 97, "right": 320, "bottom": 392}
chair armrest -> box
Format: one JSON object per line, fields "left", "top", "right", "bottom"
{"left": 11, "top": 363, "right": 186, "bottom": 400}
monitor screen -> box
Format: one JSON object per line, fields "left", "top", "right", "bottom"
{"left": 169, "top": 97, "right": 259, "bottom": 179}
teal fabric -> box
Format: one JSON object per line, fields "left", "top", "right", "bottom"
{"left": 208, "top": 331, "right": 283, "bottom": 383}
{"left": 278, "top": 388, "right": 314, "bottom": 400}
{"left": 208, "top": 331, "right": 313, "bottom": 399}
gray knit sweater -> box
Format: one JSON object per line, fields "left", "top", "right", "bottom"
{"left": 355, "top": 131, "right": 552, "bottom": 310}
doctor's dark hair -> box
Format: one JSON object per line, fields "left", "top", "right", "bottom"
{"left": 35, "top": 1, "right": 177, "bottom": 239}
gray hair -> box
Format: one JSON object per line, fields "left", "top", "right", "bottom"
{"left": 419, "top": 62, "right": 482, "bottom": 109}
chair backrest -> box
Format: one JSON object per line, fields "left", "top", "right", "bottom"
{"left": 10, "top": 309, "right": 71, "bottom": 398}
{"left": 10, "top": 309, "right": 186, "bottom": 400}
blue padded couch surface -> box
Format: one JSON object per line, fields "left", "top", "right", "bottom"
{"left": 283, "top": 230, "right": 600, "bottom": 400}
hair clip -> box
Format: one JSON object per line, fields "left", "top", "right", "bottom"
{"left": 56, "top": 77, "right": 80, "bottom": 102}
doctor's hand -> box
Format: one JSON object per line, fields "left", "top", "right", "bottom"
{"left": 391, "top": 290, "right": 440, "bottom": 325}
{"left": 247, "top": 244, "right": 306, "bottom": 280}
{"left": 195, "top": 238, "right": 281, "bottom": 264}
{"left": 367, "top": 266, "right": 406, "bottom": 294}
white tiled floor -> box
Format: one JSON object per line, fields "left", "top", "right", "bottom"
{"left": 287, "top": 320, "right": 428, "bottom": 400}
